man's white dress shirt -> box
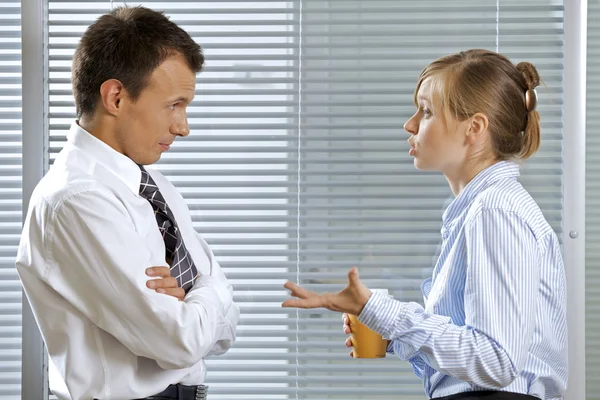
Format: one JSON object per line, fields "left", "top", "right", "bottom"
{"left": 16, "top": 122, "right": 240, "bottom": 400}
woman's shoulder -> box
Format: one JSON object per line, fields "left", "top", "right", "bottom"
{"left": 466, "top": 180, "right": 555, "bottom": 239}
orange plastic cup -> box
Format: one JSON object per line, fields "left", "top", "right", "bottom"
{"left": 348, "top": 289, "right": 389, "bottom": 359}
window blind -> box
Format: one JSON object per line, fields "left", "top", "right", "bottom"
{"left": 0, "top": 0, "right": 21, "bottom": 399}
{"left": 587, "top": 1, "right": 600, "bottom": 398}
{"left": 45, "top": 1, "right": 564, "bottom": 399}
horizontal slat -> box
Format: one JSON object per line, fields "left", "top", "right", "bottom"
{"left": 47, "top": 4, "right": 563, "bottom": 12}
{"left": 233, "top": 306, "right": 407, "bottom": 315}
{"left": 52, "top": 0, "right": 559, "bottom": 9}
{"left": 48, "top": 87, "right": 563, "bottom": 96}
{"left": 46, "top": 17, "right": 563, "bottom": 28}
{"left": 45, "top": 38, "right": 565, "bottom": 48}
{"left": 205, "top": 375, "right": 416, "bottom": 384}
{"left": 205, "top": 387, "right": 423, "bottom": 396}
{"left": 0, "top": 8, "right": 20, "bottom": 15}
{"left": 47, "top": 122, "right": 564, "bottom": 131}
{"left": 234, "top": 316, "right": 388, "bottom": 326}
{"left": 205, "top": 366, "right": 413, "bottom": 378}
{"left": 216, "top": 261, "right": 431, "bottom": 268}
{"left": 44, "top": 131, "right": 564, "bottom": 140}
{"left": 224, "top": 339, "right": 366, "bottom": 347}
{"left": 46, "top": 143, "right": 564, "bottom": 154}
{"left": 46, "top": 29, "right": 564, "bottom": 39}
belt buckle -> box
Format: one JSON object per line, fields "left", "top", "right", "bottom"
{"left": 195, "top": 384, "right": 208, "bottom": 400}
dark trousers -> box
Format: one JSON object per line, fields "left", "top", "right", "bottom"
{"left": 431, "top": 391, "right": 540, "bottom": 400}
{"left": 138, "top": 384, "right": 208, "bottom": 400}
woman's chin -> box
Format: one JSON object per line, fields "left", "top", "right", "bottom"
{"left": 413, "top": 157, "right": 426, "bottom": 170}
{"left": 413, "top": 157, "right": 436, "bottom": 171}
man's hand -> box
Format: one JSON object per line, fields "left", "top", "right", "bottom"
{"left": 146, "top": 267, "right": 185, "bottom": 301}
{"left": 281, "top": 267, "right": 372, "bottom": 316}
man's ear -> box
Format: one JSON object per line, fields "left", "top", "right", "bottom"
{"left": 99, "top": 79, "right": 125, "bottom": 116}
{"left": 465, "top": 112, "right": 489, "bottom": 144}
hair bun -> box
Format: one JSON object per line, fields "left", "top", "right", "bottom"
{"left": 516, "top": 62, "right": 540, "bottom": 90}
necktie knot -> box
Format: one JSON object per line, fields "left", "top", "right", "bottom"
{"left": 139, "top": 167, "right": 158, "bottom": 196}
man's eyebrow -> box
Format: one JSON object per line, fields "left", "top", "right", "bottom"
{"left": 169, "top": 96, "right": 191, "bottom": 104}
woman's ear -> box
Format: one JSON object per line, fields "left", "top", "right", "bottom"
{"left": 466, "top": 113, "right": 489, "bottom": 144}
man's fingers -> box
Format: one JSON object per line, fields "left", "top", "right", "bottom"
{"left": 146, "top": 276, "right": 178, "bottom": 289}
{"left": 146, "top": 268, "right": 185, "bottom": 300}
{"left": 345, "top": 337, "right": 353, "bottom": 348}
{"left": 146, "top": 266, "right": 171, "bottom": 278}
{"left": 156, "top": 287, "right": 185, "bottom": 301}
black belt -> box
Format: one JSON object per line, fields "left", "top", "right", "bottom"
{"left": 431, "top": 391, "right": 540, "bottom": 400}
{"left": 143, "top": 384, "right": 208, "bottom": 400}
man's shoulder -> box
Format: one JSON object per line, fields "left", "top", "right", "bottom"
{"left": 32, "top": 161, "right": 111, "bottom": 214}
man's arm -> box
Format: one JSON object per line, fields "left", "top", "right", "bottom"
{"left": 194, "top": 232, "right": 240, "bottom": 356}
{"left": 37, "top": 187, "right": 232, "bottom": 370}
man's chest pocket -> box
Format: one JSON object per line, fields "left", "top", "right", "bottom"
{"left": 129, "top": 204, "right": 170, "bottom": 266}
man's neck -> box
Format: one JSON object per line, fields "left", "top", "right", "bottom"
{"left": 78, "top": 116, "right": 123, "bottom": 155}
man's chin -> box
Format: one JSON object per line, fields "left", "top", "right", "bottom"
{"left": 132, "top": 154, "right": 161, "bottom": 166}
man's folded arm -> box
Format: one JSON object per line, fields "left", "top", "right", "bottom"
{"left": 38, "top": 187, "right": 231, "bottom": 370}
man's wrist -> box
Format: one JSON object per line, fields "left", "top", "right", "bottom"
{"left": 187, "top": 275, "right": 232, "bottom": 314}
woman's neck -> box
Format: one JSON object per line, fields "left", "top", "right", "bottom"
{"left": 444, "top": 157, "right": 499, "bottom": 197}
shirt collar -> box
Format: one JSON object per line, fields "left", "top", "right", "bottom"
{"left": 67, "top": 121, "right": 142, "bottom": 196}
{"left": 442, "top": 160, "right": 520, "bottom": 226}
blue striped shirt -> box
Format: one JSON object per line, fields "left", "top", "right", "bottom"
{"left": 359, "top": 161, "right": 568, "bottom": 399}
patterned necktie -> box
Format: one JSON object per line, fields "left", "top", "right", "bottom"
{"left": 138, "top": 166, "right": 198, "bottom": 292}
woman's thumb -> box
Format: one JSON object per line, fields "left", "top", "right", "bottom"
{"left": 348, "top": 267, "right": 360, "bottom": 286}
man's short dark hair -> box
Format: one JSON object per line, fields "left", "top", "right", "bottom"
{"left": 72, "top": 6, "right": 204, "bottom": 118}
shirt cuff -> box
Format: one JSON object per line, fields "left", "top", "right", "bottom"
{"left": 358, "top": 291, "right": 423, "bottom": 339}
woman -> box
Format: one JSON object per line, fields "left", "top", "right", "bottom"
{"left": 282, "top": 49, "right": 568, "bottom": 400}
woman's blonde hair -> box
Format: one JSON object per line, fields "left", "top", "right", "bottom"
{"left": 414, "top": 49, "right": 541, "bottom": 160}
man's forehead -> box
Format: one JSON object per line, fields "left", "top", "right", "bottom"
{"left": 148, "top": 58, "right": 196, "bottom": 93}
{"left": 154, "top": 57, "right": 195, "bottom": 80}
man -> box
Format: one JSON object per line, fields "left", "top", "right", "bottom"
{"left": 16, "top": 6, "right": 239, "bottom": 400}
